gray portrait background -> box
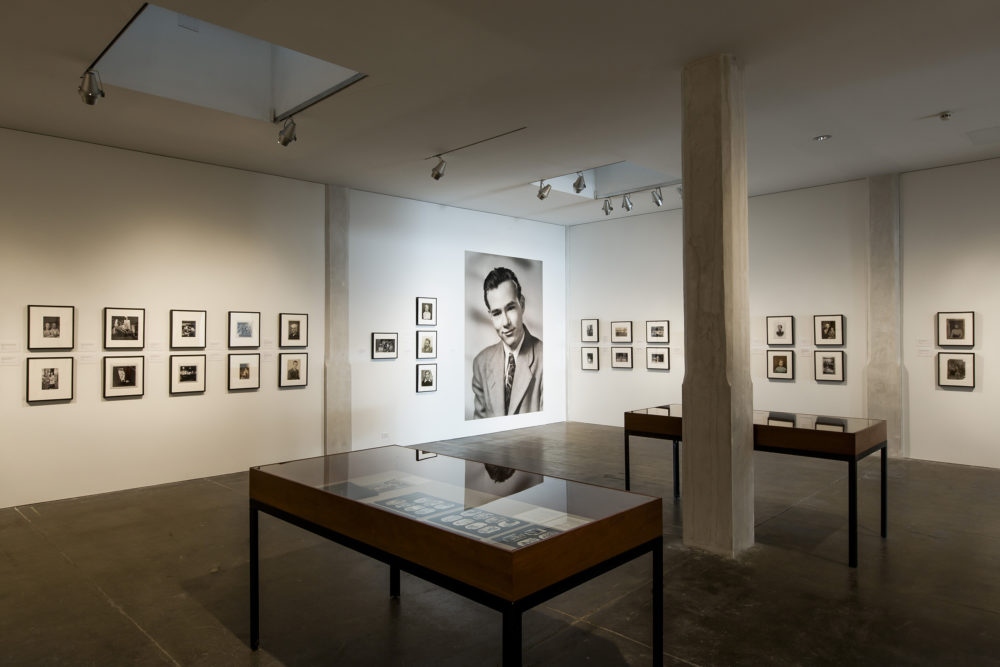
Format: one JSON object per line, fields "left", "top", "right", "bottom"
{"left": 464, "top": 251, "right": 543, "bottom": 420}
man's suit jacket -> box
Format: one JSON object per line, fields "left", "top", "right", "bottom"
{"left": 472, "top": 328, "right": 543, "bottom": 418}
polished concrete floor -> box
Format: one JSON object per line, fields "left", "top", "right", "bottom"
{"left": 2, "top": 422, "right": 998, "bottom": 666}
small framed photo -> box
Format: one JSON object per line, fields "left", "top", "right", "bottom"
{"left": 104, "top": 307, "right": 145, "bottom": 350}
{"left": 103, "top": 356, "right": 144, "bottom": 399}
{"left": 416, "top": 297, "right": 437, "bottom": 326}
{"left": 611, "top": 321, "right": 632, "bottom": 343}
{"left": 228, "top": 353, "right": 260, "bottom": 391}
{"left": 766, "top": 349, "right": 794, "bottom": 380}
{"left": 416, "top": 363, "right": 437, "bottom": 392}
{"left": 416, "top": 331, "right": 437, "bottom": 359}
{"left": 279, "top": 352, "right": 308, "bottom": 387}
{"left": 937, "top": 352, "right": 974, "bottom": 388}
{"left": 27, "top": 305, "right": 75, "bottom": 350}
{"left": 170, "top": 309, "right": 206, "bottom": 349}
{"left": 279, "top": 313, "right": 308, "bottom": 348}
{"left": 228, "top": 311, "right": 260, "bottom": 348}
{"left": 814, "top": 350, "right": 845, "bottom": 382}
{"left": 766, "top": 315, "right": 794, "bottom": 346}
{"left": 372, "top": 332, "right": 398, "bottom": 359}
{"left": 581, "top": 319, "right": 599, "bottom": 342}
{"left": 937, "top": 312, "right": 974, "bottom": 347}
{"left": 26, "top": 356, "right": 73, "bottom": 403}
{"left": 815, "top": 417, "right": 847, "bottom": 432}
{"left": 766, "top": 412, "right": 796, "bottom": 427}
{"left": 813, "top": 314, "right": 844, "bottom": 346}
{"left": 611, "top": 347, "right": 633, "bottom": 368}
{"left": 646, "top": 347, "right": 670, "bottom": 370}
{"left": 581, "top": 346, "right": 599, "bottom": 370}
{"left": 645, "top": 320, "right": 669, "bottom": 344}
{"left": 170, "top": 354, "right": 206, "bottom": 394}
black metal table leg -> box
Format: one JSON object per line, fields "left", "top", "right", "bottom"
{"left": 502, "top": 607, "right": 522, "bottom": 667}
{"left": 652, "top": 538, "right": 663, "bottom": 667}
{"left": 672, "top": 440, "right": 680, "bottom": 499}
{"left": 250, "top": 506, "right": 260, "bottom": 650}
{"left": 624, "top": 430, "right": 631, "bottom": 491}
{"left": 848, "top": 460, "right": 858, "bottom": 568}
{"left": 390, "top": 565, "right": 401, "bottom": 598}
{"left": 881, "top": 444, "right": 887, "bottom": 538}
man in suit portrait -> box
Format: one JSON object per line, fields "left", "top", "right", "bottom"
{"left": 471, "top": 266, "right": 542, "bottom": 418}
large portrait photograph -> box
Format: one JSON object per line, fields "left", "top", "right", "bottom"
{"left": 465, "top": 251, "right": 543, "bottom": 420}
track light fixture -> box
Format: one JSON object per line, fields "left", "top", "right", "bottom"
{"left": 622, "top": 193, "right": 633, "bottom": 212}
{"left": 78, "top": 70, "right": 105, "bottom": 105}
{"left": 537, "top": 180, "right": 552, "bottom": 200}
{"left": 277, "top": 117, "right": 297, "bottom": 146}
{"left": 431, "top": 157, "right": 446, "bottom": 180}
{"left": 652, "top": 187, "right": 663, "bottom": 207}
{"left": 572, "top": 172, "right": 586, "bottom": 194}
{"left": 602, "top": 199, "right": 613, "bottom": 215}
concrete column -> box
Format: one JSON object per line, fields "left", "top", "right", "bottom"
{"left": 680, "top": 54, "right": 755, "bottom": 557}
{"left": 325, "top": 185, "right": 351, "bottom": 454}
{"left": 865, "top": 175, "right": 903, "bottom": 457}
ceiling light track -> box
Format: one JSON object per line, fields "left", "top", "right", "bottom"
{"left": 426, "top": 126, "right": 527, "bottom": 181}
{"left": 76, "top": 2, "right": 150, "bottom": 105}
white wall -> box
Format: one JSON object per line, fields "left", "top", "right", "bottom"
{"left": 901, "top": 158, "right": 1000, "bottom": 468}
{"left": 348, "top": 191, "right": 566, "bottom": 448}
{"left": 566, "top": 180, "right": 870, "bottom": 427}
{"left": 0, "top": 129, "right": 326, "bottom": 508}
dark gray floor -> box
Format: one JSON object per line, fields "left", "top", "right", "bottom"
{"left": 2, "top": 422, "right": 998, "bottom": 666}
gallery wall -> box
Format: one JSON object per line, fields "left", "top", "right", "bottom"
{"left": 347, "top": 190, "right": 567, "bottom": 449}
{"left": 0, "top": 129, "right": 326, "bottom": 508}
{"left": 901, "top": 158, "right": 1000, "bottom": 469}
{"left": 566, "top": 179, "right": 870, "bottom": 427}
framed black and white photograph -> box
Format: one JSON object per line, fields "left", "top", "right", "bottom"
{"left": 228, "top": 353, "right": 260, "bottom": 391}
{"left": 170, "top": 309, "right": 206, "bottom": 349}
{"left": 646, "top": 347, "right": 670, "bottom": 370}
{"left": 26, "top": 356, "right": 73, "bottom": 403}
{"left": 611, "top": 347, "right": 633, "bottom": 368}
{"left": 104, "top": 307, "right": 145, "bottom": 350}
{"left": 581, "top": 318, "right": 599, "bottom": 342}
{"left": 372, "top": 332, "right": 398, "bottom": 359}
{"left": 766, "top": 349, "right": 794, "bottom": 380}
{"left": 814, "top": 350, "right": 845, "bottom": 382}
{"left": 416, "top": 331, "right": 437, "bottom": 359}
{"left": 417, "top": 363, "right": 437, "bottom": 392}
{"left": 611, "top": 321, "right": 633, "bottom": 343}
{"left": 170, "top": 354, "right": 206, "bottom": 394}
{"left": 279, "top": 352, "right": 308, "bottom": 388}
{"left": 581, "top": 346, "right": 599, "bottom": 370}
{"left": 937, "top": 311, "right": 974, "bottom": 347}
{"left": 813, "top": 314, "right": 845, "bottom": 346}
{"left": 646, "top": 320, "right": 669, "bottom": 344}
{"left": 766, "top": 315, "right": 794, "bottom": 346}
{"left": 279, "top": 313, "right": 308, "bottom": 348}
{"left": 937, "top": 352, "right": 975, "bottom": 388}
{"left": 27, "top": 305, "right": 75, "bottom": 351}
{"left": 103, "top": 356, "right": 144, "bottom": 399}
{"left": 416, "top": 297, "right": 437, "bottom": 326}
{"left": 228, "top": 311, "right": 260, "bottom": 348}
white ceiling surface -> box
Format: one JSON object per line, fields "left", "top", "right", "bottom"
{"left": 3, "top": 1, "right": 1000, "bottom": 225}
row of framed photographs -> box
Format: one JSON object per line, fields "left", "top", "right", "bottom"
{"left": 372, "top": 332, "right": 438, "bottom": 359}
{"left": 581, "top": 347, "right": 670, "bottom": 371}
{"left": 765, "top": 349, "right": 976, "bottom": 387}
{"left": 766, "top": 315, "right": 845, "bottom": 347}
{"left": 24, "top": 353, "right": 308, "bottom": 403}
{"left": 26, "top": 306, "right": 309, "bottom": 351}
{"left": 581, "top": 319, "right": 669, "bottom": 344}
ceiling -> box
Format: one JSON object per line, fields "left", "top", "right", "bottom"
{"left": 4, "top": 0, "right": 1000, "bottom": 225}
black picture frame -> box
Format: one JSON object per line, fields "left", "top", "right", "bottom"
{"left": 611, "top": 346, "right": 633, "bottom": 368}
{"left": 279, "top": 313, "right": 308, "bottom": 348}
{"left": 26, "top": 356, "right": 74, "bottom": 403}
{"left": 937, "top": 352, "right": 975, "bottom": 388}
{"left": 104, "top": 307, "right": 145, "bottom": 350}
{"left": 170, "top": 354, "right": 206, "bottom": 394}
{"left": 766, "top": 349, "right": 794, "bottom": 380}
{"left": 416, "top": 331, "right": 437, "bottom": 359}
{"left": 416, "top": 297, "right": 437, "bottom": 326}
{"left": 103, "top": 355, "right": 144, "bottom": 399}
{"left": 936, "top": 311, "right": 974, "bottom": 347}
{"left": 611, "top": 321, "right": 632, "bottom": 343}
{"left": 27, "top": 305, "right": 75, "bottom": 351}
{"left": 228, "top": 311, "right": 261, "bottom": 349}
{"left": 581, "top": 319, "right": 599, "bottom": 343}
{"left": 581, "top": 346, "right": 599, "bottom": 370}
{"left": 645, "top": 320, "right": 669, "bottom": 344}
{"left": 228, "top": 353, "right": 261, "bottom": 391}
{"left": 416, "top": 363, "right": 437, "bottom": 392}
{"left": 279, "top": 352, "right": 308, "bottom": 388}
{"left": 814, "top": 350, "right": 845, "bottom": 382}
{"left": 646, "top": 347, "right": 670, "bottom": 370}
{"left": 766, "top": 315, "right": 794, "bottom": 346}
{"left": 372, "top": 332, "right": 398, "bottom": 359}
{"left": 813, "top": 314, "right": 845, "bottom": 346}
{"left": 170, "top": 309, "right": 206, "bottom": 349}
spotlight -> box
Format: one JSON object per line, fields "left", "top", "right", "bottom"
{"left": 431, "top": 157, "right": 446, "bottom": 180}
{"left": 537, "top": 180, "right": 551, "bottom": 200}
{"left": 622, "top": 193, "right": 633, "bottom": 212}
{"left": 572, "top": 172, "right": 586, "bottom": 194}
{"left": 602, "top": 199, "right": 612, "bottom": 215}
{"left": 277, "top": 118, "right": 297, "bottom": 146}
{"left": 78, "top": 70, "right": 105, "bottom": 105}
{"left": 652, "top": 187, "right": 663, "bottom": 207}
